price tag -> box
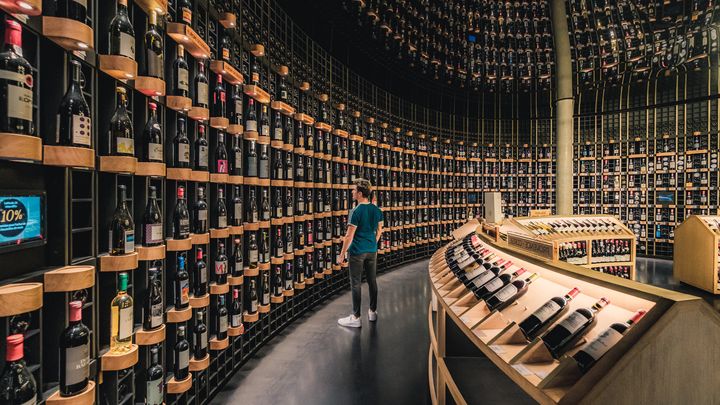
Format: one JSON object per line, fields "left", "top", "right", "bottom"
{"left": 512, "top": 364, "right": 533, "bottom": 377}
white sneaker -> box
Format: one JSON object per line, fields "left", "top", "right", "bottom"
{"left": 368, "top": 309, "right": 377, "bottom": 322}
{"left": 338, "top": 314, "right": 361, "bottom": 328}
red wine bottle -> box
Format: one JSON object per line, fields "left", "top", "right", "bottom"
{"left": 145, "top": 345, "right": 164, "bottom": 405}
{"left": 109, "top": 185, "right": 135, "bottom": 255}
{"left": 142, "top": 186, "right": 163, "bottom": 247}
{"left": 172, "top": 186, "right": 190, "bottom": 239}
{"left": 248, "top": 279, "right": 259, "bottom": 313}
{"left": 192, "top": 186, "right": 208, "bottom": 234}
{"left": 56, "top": 60, "right": 91, "bottom": 147}
{"left": 215, "top": 187, "right": 228, "bottom": 228}
{"left": 230, "top": 288, "right": 243, "bottom": 327}
{"left": 194, "top": 248, "right": 207, "bottom": 296}
{"left": 193, "top": 310, "right": 208, "bottom": 359}
{"left": 466, "top": 259, "right": 510, "bottom": 290}
{"left": 143, "top": 268, "right": 163, "bottom": 330}
{"left": 109, "top": 0, "right": 135, "bottom": 60}
{"left": 173, "top": 45, "right": 189, "bottom": 97}
{"left": 59, "top": 301, "right": 89, "bottom": 397}
{"left": 230, "top": 134, "right": 243, "bottom": 175}
{"left": 216, "top": 295, "right": 228, "bottom": 340}
{"left": 215, "top": 242, "right": 228, "bottom": 284}
{"left": 573, "top": 310, "right": 646, "bottom": 372}
{"left": 173, "top": 116, "right": 190, "bottom": 168}
{"left": 195, "top": 61, "right": 209, "bottom": 108}
{"left": 144, "top": 11, "right": 164, "bottom": 79}
{"left": 246, "top": 139, "right": 258, "bottom": 177}
{"left": 215, "top": 132, "right": 228, "bottom": 173}
{"left": 173, "top": 326, "right": 190, "bottom": 380}
{"left": 486, "top": 273, "right": 539, "bottom": 312}
{"left": 231, "top": 186, "right": 243, "bottom": 226}
{"left": 212, "top": 73, "right": 226, "bottom": 117}
{"left": 473, "top": 268, "right": 526, "bottom": 300}
{"left": 245, "top": 98, "right": 257, "bottom": 132}
{"left": 541, "top": 297, "right": 610, "bottom": 359}
{"left": 519, "top": 287, "right": 581, "bottom": 341}
{"left": 194, "top": 124, "right": 208, "bottom": 170}
{"left": 231, "top": 238, "right": 243, "bottom": 277}
{"left": 0, "top": 19, "right": 35, "bottom": 136}
{"left": 143, "top": 102, "right": 162, "bottom": 161}
{"left": 0, "top": 334, "right": 36, "bottom": 404}
{"left": 56, "top": 0, "right": 88, "bottom": 24}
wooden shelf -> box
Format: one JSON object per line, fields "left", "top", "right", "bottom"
{"left": 210, "top": 173, "right": 228, "bottom": 183}
{"left": 136, "top": 244, "right": 166, "bottom": 261}
{"left": 46, "top": 380, "right": 95, "bottom": 405}
{"left": 190, "top": 232, "right": 209, "bottom": 245}
{"left": 98, "top": 252, "right": 138, "bottom": 272}
{"left": 210, "top": 117, "right": 229, "bottom": 129}
{"left": 42, "top": 17, "right": 93, "bottom": 51}
{"left": 0, "top": 133, "right": 42, "bottom": 162}
{"left": 282, "top": 288, "right": 295, "bottom": 296}
{"left": 219, "top": 12, "right": 237, "bottom": 28}
{"left": 210, "top": 228, "right": 230, "bottom": 238}
{"left": 188, "top": 106, "right": 209, "bottom": 121}
{"left": 209, "top": 283, "right": 229, "bottom": 295}
{"left": 294, "top": 282, "right": 305, "bottom": 290}
{"left": 166, "top": 305, "right": 192, "bottom": 323}
{"left": 189, "top": 354, "right": 210, "bottom": 372}
{"left": 209, "top": 336, "right": 229, "bottom": 350}
{"left": 258, "top": 303, "right": 270, "bottom": 313}
{"left": 98, "top": 55, "right": 137, "bottom": 80}
{"left": 189, "top": 170, "right": 209, "bottom": 182}
{"left": 243, "top": 311, "right": 259, "bottom": 322}
{"left": 189, "top": 294, "right": 210, "bottom": 308}
{"left": 228, "top": 325, "right": 244, "bottom": 336}
{"left": 227, "top": 124, "right": 244, "bottom": 135}
{"left": 674, "top": 215, "right": 720, "bottom": 294}
{"left": 166, "top": 96, "right": 192, "bottom": 112}
{"left": 270, "top": 295, "right": 284, "bottom": 304}
{"left": 133, "top": 76, "right": 165, "bottom": 97}
{"left": 135, "top": 324, "right": 166, "bottom": 346}
{"left": 0, "top": 283, "right": 42, "bottom": 317}
{"left": 0, "top": 0, "right": 41, "bottom": 15}
{"left": 271, "top": 101, "right": 296, "bottom": 116}
{"left": 166, "top": 22, "right": 211, "bottom": 59}
{"left": 134, "top": 0, "right": 168, "bottom": 15}
{"left": 101, "top": 344, "right": 139, "bottom": 371}
{"left": 243, "top": 85, "right": 271, "bottom": 104}
{"left": 98, "top": 155, "right": 137, "bottom": 174}
{"left": 135, "top": 161, "right": 166, "bottom": 177}
{"left": 166, "top": 237, "right": 192, "bottom": 251}
{"left": 294, "top": 113, "right": 315, "bottom": 125}
{"left": 250, "top": 44, "right": 265, "bottom": 57}
{"left": 166, "top": 375, "right": 192, "bottom": 395}
{"left": 228, "top": 275, "right": 243, "bottom": 285}
{"left": 44, "top": 265, "right": 95, "bottom": 293}
{"left": 43, "top": 145, "right": 94, "bottom": 168}
{"left": 209, "top": 60, "right": 244, "bottom": 85}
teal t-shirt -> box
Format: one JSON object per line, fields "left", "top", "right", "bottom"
{"left": 348, "top": 203, "right": 384, "bottom": 254}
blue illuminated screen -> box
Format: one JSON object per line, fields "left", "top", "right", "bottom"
{"left": 0, "top": 193, "right": 44, "bottom": 249}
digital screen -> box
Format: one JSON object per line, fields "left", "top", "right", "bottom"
{"left": 656, "top": 191, "right": 674, "bottom": 205}
{"left": 467, "top": 34, "right": 476, "bottom": 43}
{"left": 468, "top": 193, "right": 478, "bottom": 204}
{"left": 0, "top": 192, "right": 45, "bottom": 250}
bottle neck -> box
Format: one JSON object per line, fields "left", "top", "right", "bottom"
{"left": 4, "top": 23, "right": 22, "bottom": 56}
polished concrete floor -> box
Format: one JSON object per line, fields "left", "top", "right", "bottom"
{"left": 212, "top": 256, "right": 717, "bottom": 405}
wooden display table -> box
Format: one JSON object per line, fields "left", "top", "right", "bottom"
{"left": 674, "top": 215, "right": 720, "bottom": 294}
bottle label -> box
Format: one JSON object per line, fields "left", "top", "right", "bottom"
{"left": 219, "top": 316, "right": 228, "bottom": 333}
{"left": 234, "top": 204, "right": 242, "bottom": 220}
{"left": 150, "top": 302, "right": 163, "bottom": 328}
{"left": 146, "top": 378, "right": 164, "bottom": 405}
{"left": 119, "top": 306, "right": 133, "bottom": 340}
{"left": 235, "top": 155, "right": 242, "bottom": 172}
{"left": 199, "top": 145, "right": 208, "bottom": 167}
{"left": 274, "top": 127, "right": 283, "bottom": 140}
{"left": 64, "top": 343, "right": 89, "bottom": 387}
{"left": 247, "top": 157, "right": 257, "bottom": 175}
{"left": 179, "top": 218, "right": 190, "bottom": 236}
{"left": 199, "top": 266, "right": 207, "bottom": 284}
{"left": 124, "top": 230, "right": 135, "bottom": 253}
{"left": 148, "top": 142, "right": 162, "bottom": 160}
{"left": 246, "top": 120, "right": 257, "bottom": 132}
{"left": 116, "top": 137, "right": 134, "bottom": 155}
{"left": 249, "top": 250, "right": 258, "bottom": 263}
{"left": 145, "top": 224, "right": 163, "bottom": 245}
{"left": 197, "top": 82, "right": 209, "bottom": 106}
{"left": 215, "top": 260, "right": 227, "bottom": 275}
{"left": 178, "top": 143, "right": 190, "bottom": 163}
{"left": 558, "top": 312, "right": 589, "bottom": 335}
{"left": 198, "top": 209, "right": 208, "bottom": 221}
{"left": 251, "top": 300, "right": 258, "bottom": 312}
{"left": 217, "top": 159, "right": 228, "bottom": 173}
{"left": 251, "top": 211, "right": 258, "bottom": 222}
{"left": 200, "top": 331, "right": 207, "bottom": 349}
{"left": 72, "top": 114, "right": 92, "bottom": 146}
{"left": 222, "top": 48, "right": 230, "bottom": 61}
{"left": 178, "top": 68, "right": 189, "bottom": 91}
{"left": 531, "top": 300, "right": 562, "bottom": 323}
{"left": 232, "top": 314, "right": 241, "bottom": 327}
{"left": 482, "top": 277, "right": 503, "bottom": 294}
{"left": 119, "top": 32, "right": 135, "bottom": 60}
{"left": 180, "top": 279, "right": 189, "bottom": 304}
{"left": 263, "top": 292, "right": 270, "bottom": 303}
{"left": 147, "top": 49, "right": 162, "bottom": 78}
{"left": 581, "top": 327, "right": 623, "bottom": 361}
{"left": 218, "top": 215, "right": 227, "bottom": 228}
{"left": 260, "top": 124, "right": 270, "bottom": 136}
{"left": 182, "top": 8, "right": 192, "bottom": 24}
{"left": 178, "top": 348, "right": 189, "bottom": 370}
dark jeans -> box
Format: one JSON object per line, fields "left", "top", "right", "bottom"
{"left": 348, "top": 252, "right": 378, "bottom": 317}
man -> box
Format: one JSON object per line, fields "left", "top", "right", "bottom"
{"left": 337, "top": 178, "right": 384, "bottom": 328}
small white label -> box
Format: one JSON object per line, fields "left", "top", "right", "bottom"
{"left": 234, "top": 204, "right": 242, "bottom": 220}
{"left": 148, "top": 142, "right": 162, "bottom": 160}
{"left": 470, "top": 270, "right": 494, "bottom": 289}
{"left": 200, "top": 331, "right": 207, "bottom": 349}
{"left": 219, "top": 316, "right": 228, "bottom": 333}
{"left": 118, "top": 306, "right": 133, "bottom": 340}
{"left": 178, "top": 143, "right": 190, "bottom": 163}
{"left": 249, "top": 250, "right": 258, "bottom": 263}
{"left": 261, "top": 124, "right": 270, "bottom": 136}
{"left": 146, "top": 378, "right": 163, "bottom": 405}
{"left": 178, "top": 348, "right": 189, "bottom": 369}
{"left": 215, "top": 260, "right": 227, "bottom": 275}
{"left": 72, "top": 114, "right": 92, "bottom": 146}
{"left": 116, "top": 137, "right": 134, "bottom": 155}
{"left": 198, "top": 209, "right": 208, "bottom": 221}
{"left": 198, "top": 145, "right": 208, "bottom": 167}
{"left": 150, "top": 302, "right": 163, "bottom": 328}
{"left": 231, "top": 314, "right": 241, "bottom": 327}
{"left": 218, "top": 215, "right": 227, "bottom": 228}
{"left": 197, "top": 82, "right": 209, "bottom": 106}
{"left": 64, "top": 343, "right": 89, "bottom": 387}
{"left": 558, "top": 312, "right": 589, "bottom": 335}
{"left": 246, "top": 120, "right": 257, "bottom": 132}
{"left": 492, "top": 284, "right": 518, "bottom": 302}
{"left": 251, "top": 300, "right": 258, "bottom": 312}
{"left": 531, "top": 300, "right": 562, "bottom": 323}
{"left": 274, "top": 127, "right": 283, "bottom": 140}
{"left": 482, "top": 277, "right": 503, "bottom": 294}
{"left": 119, "top": 32, "right": 135, "bottom": 60}
{"left": 7, "top": 84, "right": 33, "bottom": 121}
{"left": 178, "top": 68, "right": 189, "bottom": 91}
{"left": 199, "top": 266, "right": 207, "bottom": 284}
{"left": 581, "top": 327, "right": 623, "bottom": 360}
{"left": 124, "top": 230, "right": 135, "bottom": 253}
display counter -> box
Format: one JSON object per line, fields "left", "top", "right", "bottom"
{"left": 674, "top": 215, "right": 720, "bottom": 294}
{"left": 428, "top": 220, "right": 720, "bottom": 405}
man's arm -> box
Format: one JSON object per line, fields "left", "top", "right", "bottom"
{"left": 339, "top": 225, "right": 357, "bottom": 263}
{"left": 376, "top": 221, "right": 384, "bottom": 243}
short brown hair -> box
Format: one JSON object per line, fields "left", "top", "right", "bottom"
{"left": 353, "top": 178, "right": 372, "bottom": 198}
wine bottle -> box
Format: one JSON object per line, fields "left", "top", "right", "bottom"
{"left": 248, "top": 234, "right": 259, "bottom": 269}
{"left": 230, "top": 288, "right": 243, "bottom": 327}
{"left": 59, "top": 301, "right": 89, "bottom": 397}
{"left": 216, "top": 295, "right": 228, "bottom": 340}
{"left": 0, "top": 334, "right": 36, "bottom": 404}
{"left": 275, "top": 227, "right": 284, "bottom": 257}
{"left": 215, "top": 242, "right": 228, "bottom": 284}
{"left": 248, "top": 189, "right": 259, "bottom": 222}
{"left": 261, "top": 272, "right": 270, "bottom": 305}
{"left": 212, "top": 73, "right": 226, "bottom": 117}
{"left": 110, "top": 272, "right": 134, "bottom": 353}
{"left": 259, "top": 229, "right": 269, "bottom": 263}
{"left": 231, "top": 186, "right": 243, "bottom": 225}
{"left": 231, "top": 237, "right": 243, "bottom": 276}
{"left": 260, "top": 188, "right": 270, "bottom": 220}
{"left": 472, "top": 268, "right": 526, "bottom": 301}
{"left": 109, "top": 185, "right": 135, "bottom": 255}
{"left": 109, "top": 87, "right": 134, "bottom": 156}
{"left": 173, "top": 45, "right": 190, "bottom": 97}
{"left": 573, "top": 310, "right": 646, "bottom": 372}
{"left": 246, "top": 139, "right": 258, "bottom": 176}
{"left": 216, "top": 187, "right": 228, "bottom": 228}
{"left": 258, "top": 144, "right": 269, "bottom": 178}
{"left": 284, "top": 262, "right": 293, "bottom": 290}
{"left": 146, "top": 345, "right": 164, "bottom": 405}
{"left": 144, "top": 268, "right": 163, "bottom": 330}
{"left": 272, "top": 110, "right": 282, "bottom": 141}
{"left": 194, "top": 248, "right": 207, "bottom": 296}
{"left": 143, "top": 102, "right": 162, "bottom": 161}
{"left": 248, "top": 279, "right": 258, "bottom": 313}
{"left": 172, "top": 186, "right": 190, "bottom": 239}
{"left": 178, "top": 0, "right": 192, "bottom": 25}
{"left": 191, "top": 186, "right": 208, "bottom": 234}
{"left": 219, "top": 30, "right": 231, "bottom": 61}
{"left": 519, "top": 288, "right": 581, "bottom": 341}
{"left": 541, "top": 298, "right": 611, "bottom": 359}
{"left": 216, "top": 132, "right": 228, "bottom": 173}
{"left": 194, "top": 124, "right": 209, "bottom": 170}
{"left": 109, "top": 0, "right": 135, "bottom": 60}
{"left": 195, "top": 61, "right": 209, "bottom": 108}
{"left": 272, "top": 267, "right": 282, "bottom": 296}
{"left": 173, "top": 116, "right": 190, "bottom": 168}
{"left": 245, "top": 98, "right": 257, "bottom": 132}
{"left": 230, "top": 134, "right": 243, "bottom": 175}
{"left": 485, "top": 273, "right": 539, "bottom": 312}
{"left": 174, "top": 326, "right": 190, "bottom": 380}
{"left": 229, "top": 84, "right": 243, "bottom": 125}
{"left": 56, "top": 59, "right": 91, "bottom": 147}
{"left": 175, "top": 255, "right": 190, "bottom": 309}
{"left": 142, "top": 186, "right": 163, "bottom": 247}
{"left": 273, "top": 188, "right": 283, "bottom": 218}
{"left": 144, "top": 10, "right": 164, "bottom": 79}
{"left": 193, "top": 310, "right": 208, "bottom": 359}
{"left": 259, "top": 105, "right": 270, "bottom": 137}
{"left": 56, "top": 0, "right": 88, "bottom": 24}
